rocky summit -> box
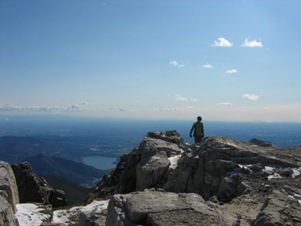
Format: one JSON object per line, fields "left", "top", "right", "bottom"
{"left": 1, "top": 130, "right": 301, "bottom": 225}
{"left": 87, "top": 131, "right": 301, "bottom": 226}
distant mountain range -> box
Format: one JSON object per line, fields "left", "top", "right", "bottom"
{"left": 23, "top": 153, "right": 108, "bottom": 187}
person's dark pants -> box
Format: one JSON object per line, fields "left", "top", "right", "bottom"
{"left": 194, "top": 135, "right": 203, "bottom": 144}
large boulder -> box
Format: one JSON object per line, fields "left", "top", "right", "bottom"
{"left": 0, "top": 161, "right": 19, "bottom": 212}
{"left": 136, "top": 137, "right": 174, "bottom": 191}
{"left": 0, "top": 196, "right": 18, "bottom": 226}
{"left": 86, "top": 130, "right": 183, "bottom": 203}
{"left": 0, "top": 161, "right": 19, "bottom": 226}
{"left": 11, "top": 162, "right": 67, "bottom": 207}
{"left": 106, "top": 189, "right": 234, "bottom": 226}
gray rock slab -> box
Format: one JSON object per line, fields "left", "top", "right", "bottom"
{"left": 0, "top": 161, "right": 19, "bottom": 213}
{"left": 0, "top": 196, "right": 18, "bottom": 226}
{"left": 106, "top": 190, "right": 232, "bottom": 226}
{"left": 0, "top": 161, "right": 19, "bottom": 226}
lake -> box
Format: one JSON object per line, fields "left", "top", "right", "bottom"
{"left": 82, "top": 155, "right": 118, "bottom": 170}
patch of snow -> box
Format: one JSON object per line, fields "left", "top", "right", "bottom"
{"left": 168, "top": 155, "right": 181, "bottom": 169}
{"left": 52, "top": 206, "right": 81, "bottom": 225}
{"left": 288, "top": 193, "right": 301, "bottom": 205}
{"left": 180, "top": 149, "right": 184, "bottom": 153}
{"left": 292, "top": 167, "right": 301, "bottom": 178}
{"left": 52, "top": 200, "right": 109, "bottom": 225}
{"left": 81, "top": 200, "right": 109, "bottom": 214}
{"left": 268, "top": 173, "right": 282, "bottom": 180}
{"left": 294, "top": 193, "right": 301, "bottom": 199}
{"left": 16, "top": 203, "right": 51, "bottom": 226}
{"left": 226, "top": 142, "right": 238, "bottom": 148}
{"left": 238, "top": 164, "right": 253, "bottom": 169}
{"left": 263, "top": 166, "right": 275, "bottom": 173}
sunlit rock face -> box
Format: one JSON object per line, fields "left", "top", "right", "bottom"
{"left": 0, "top": 161, "right": 19, "bottom": 226}
{"left": 88, "top": 131, "right": 301, "bottom": 226}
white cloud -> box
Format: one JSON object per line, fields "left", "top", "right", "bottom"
{"left": 170, "top": 60, "right": 178, "bottom": 67}
{"left": 174, "top": 94, "right": 198, "bottom": 102}
{"left": 211, "top": 37, "right": 233, "bottom": 47}
{"left": 202, "top": 63, "right": 213, "bottom": 68}
{"left": 0, "top": 104, "right": 87, "bottom": 113}
{"left": 0, "top": 104, "right": 19, "bottom": 112}
{"left": 175, "top": 94, "right": 188, "bottom": 101}
{"left": 0, "top": 104, "right": 56, "bottom": 112}
{"left": 226, "top": 69, "right": 238, "bottom": 74}
{"left": 217, "top": 102, "right": 234, "bottom": 106}
{"left": 67, "top": 105, "right": 83, "bottom": 112}
{"left": 242, "top": 94, "right": 259, "bottom": 101}
{"left": 152, "top": 107, "right": 184, "bottom": 112}
{"left": 241, "top": 38, "right": 263, "bottom": 48}
{"left": 169, "top": 60, "right": 186, "bottom": 68}
{"left": 105, "top": 107, "right": 127, "bottom": 112}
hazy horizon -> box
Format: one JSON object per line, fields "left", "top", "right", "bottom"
{"left": 2, "top": 114, "right": 301, "bottom": 123}
{"left": 1, "top": 114, "right": 301, "bottom": 148}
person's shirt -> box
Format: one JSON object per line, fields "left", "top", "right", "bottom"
{"left": 191, "top": 121, "right": 204, "bottom": 136}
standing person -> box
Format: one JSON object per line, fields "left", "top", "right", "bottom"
{"left": 190, "top": 116, "right": 204, "bottom": 144}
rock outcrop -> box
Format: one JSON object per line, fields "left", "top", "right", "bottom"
{"left": 11, "top": 162, "right": 67, "bottom": 208}
{"left": 87, "top": 131, "right": 301, "bottom": 226}
{"left": 106, "top": 189, "right": 234, "bottom": 226}
{"left": 2, "top": 130, "right": 300, "bottom": 225}
{"left": 0, "top": 161, "right": 19, "bottom": 226}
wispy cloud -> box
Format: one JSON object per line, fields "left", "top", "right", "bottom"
{"left": 241, "top": 38, "right": 263, "bottom": 48}
{"left": 174, "top": 94, "right": 198, "bottom": 102}
{"left": 105, "top": 107, "right": 127, "bottom": 112}
{"left": 170, "top": 60, "right": 178, "bottom": 67}
{"left": 152, "top": 108, "right": 182, "bottom": 112}
{"left": 0, "top": 104, "right": 88, "bottom": 113}
{"left": 242, "top": 94, "right": 259, "bottom": 101}
{"left": 202, "top": 63, "right": 213, "bottom": 68}
{"left": 226, "top": 69, "right": 238, "bottom": 74}
{"left": 169, "top": 60, "right": 186, "bottom": 68}
{"left": 175, "top": 94, "right": 188, "bottom": 101}
{"left": 217, "top": 102, "right": 234, "bottom": 106}
{"left": 152, "top": 105, "right": 202, "bottom": 112}
{"left": 67, "top": 105, "right": 84, "bottom": 112}
{"left": 211, "top": 37, "right": 233, "bottom": 47}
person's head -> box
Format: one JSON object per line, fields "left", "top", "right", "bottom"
{"left": 197, "top": 116, "right": 202, "bottom": 121}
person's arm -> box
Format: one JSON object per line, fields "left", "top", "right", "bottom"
{"left": 189, "top": 124, "right": 195, "bottom": 137}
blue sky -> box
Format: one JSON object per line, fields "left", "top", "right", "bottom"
{"left": 1, "top": 0, "right": 301, "bottom": 121}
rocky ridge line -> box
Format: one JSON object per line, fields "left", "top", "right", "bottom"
{"left": 87, "top": 130, "right": 301, "bottom": 226}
